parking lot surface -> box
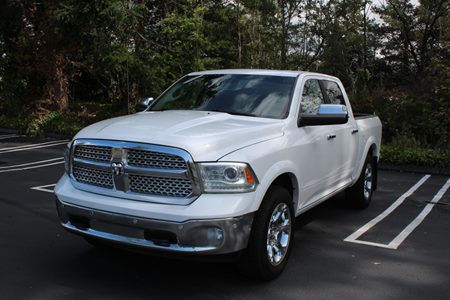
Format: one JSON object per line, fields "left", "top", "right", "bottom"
{"left": 0, "top": 132, "right": 449, "bottom": 299}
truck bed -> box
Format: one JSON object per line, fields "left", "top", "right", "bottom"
{"left": 353, "top": 113, "right": 377, "bottom": 120}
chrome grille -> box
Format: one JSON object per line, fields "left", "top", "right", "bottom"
{"left": 74, "top": 145, "right": 111, "bottom": 162}
{"left": 127, "top": 149, "right": 187, "bottom": 170}
{"left": 70, "top": 140, "right": 198, "bottom": 204}
{"left": 72, "top": 165, "right": 113, "bottom": 188}
{"left": 129, "top": 175, "right": 192, "bottom": 197}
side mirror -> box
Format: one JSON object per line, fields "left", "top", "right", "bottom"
{"left": 135, "top": 97, "right": 154, "bottom": 112}
{"left": 298, "top": 104, "right": 348, "bottom": 126}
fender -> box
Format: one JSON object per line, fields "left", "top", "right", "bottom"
{"left": 352, "top": 136, "right": 379, "bottom": 186}
{"left": 250, "top": 160, "right": 301, "bottom": 213}
{"left": 218, "top": 136, "right": 302, "bottom": 213}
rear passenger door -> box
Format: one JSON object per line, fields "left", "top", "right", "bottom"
{"left": 320, "top": 80, "right": 358, "bottom": 186}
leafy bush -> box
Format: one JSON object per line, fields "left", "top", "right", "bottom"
{"left": 0, "top": 115, "right": 27, "bottom": 130}
{"left": 381, "top": 144, "right": 450, "bottom": 167}
{"left": 25, "top": 111, "right": 82, "bottom": 136}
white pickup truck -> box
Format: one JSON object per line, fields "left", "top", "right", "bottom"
{"left": 55, "top": 69, "right": 381, "bottom": 280}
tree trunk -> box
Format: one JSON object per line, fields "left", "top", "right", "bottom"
{"left": 237, "top": 0, "right": 242, "bottom": 67}
{"left": 46, "top": 54, "right": 69, "bottom": 112}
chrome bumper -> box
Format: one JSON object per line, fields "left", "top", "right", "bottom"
{"left": 56, "top": 198, "right": 254, "bottom": 255}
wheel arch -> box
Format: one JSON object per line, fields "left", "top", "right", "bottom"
{"left": 270, "top": 173, "right": 299, "bottom": 211}
{"left": 253, "top": 164, "right": 300, "bottom": 214}
{"left": 353, "top": 139, "right": 379, "bottom": 190}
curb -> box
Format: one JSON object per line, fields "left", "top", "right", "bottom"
{"left": 379, "top": 164, "right": 450, "bottom": 176}
{"left": 0, "top": 127, "right": 72, "bottom": 139}
{"left": 0, "top": 127, "right": 21, "bottom": 135}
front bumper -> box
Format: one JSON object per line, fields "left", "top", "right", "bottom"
{"left": 56, "top": 198, "right": 254, "bottom": 255}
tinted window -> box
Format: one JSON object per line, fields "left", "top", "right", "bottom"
{"left": 321, "top": 80, "right": 345, "bottom": 105}
{"left": 300, "top": 79, "right": 324, "bottom": 114}
{"left": 150, "top": 74, "right": 296, "bottom": 119}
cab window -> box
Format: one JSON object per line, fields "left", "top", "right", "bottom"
{"left": 300, "top": 79, "right": 325, "bottom": 114}
{"left": 321, "top": 80, "right": 345, "bottom": 105}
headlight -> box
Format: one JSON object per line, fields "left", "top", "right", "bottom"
{"left": 198, "top": 162, "right": 258, "bottom": 193}
{"left": 64, "top": 142, "right": 71, "bottom": 174}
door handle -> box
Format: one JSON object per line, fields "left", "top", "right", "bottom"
{"left": 351, "top": 129, "right": 359, "bottom": 134}
{"left": 327, "top": 134, "right": 336, "bottom": 140}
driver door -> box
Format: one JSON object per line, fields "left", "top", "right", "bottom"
{"left": 294, "top": 78, "right": 337, "bottom": 207}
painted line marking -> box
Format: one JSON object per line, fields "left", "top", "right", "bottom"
{"left": 344, "top": 174, "right": 431, "bottom": 249}
{"left": 345, "top": 175, "right": 430, "bottom": 242}
{"left": 0, "top": 160, "right": 64, "bottom": 173}
{"left": 0, "top": 139, "right": 67, "bottom": 151}
{"left": 0, "top": 134, "right": 17, "bottom": 137}
{"left": 0, "top": 157, "right": 63, "bottom": 169}
{"left": 0, "top": 140, "right": 68, "bottom": 154}
{"left": 30, "top": 183, "right": 56, "bottom": 193}
{"left": 387, "top": 177, "right": 450, "bottom": 249}
{"left": 0, "top": 134, "right": 20, "bottom": 140}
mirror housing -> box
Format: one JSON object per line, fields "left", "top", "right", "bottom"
{"left": 298, "top": 104, "right": 348, "bottom": 127}
{"left": 135, "top": 97, "right": 154, "bottom": 112}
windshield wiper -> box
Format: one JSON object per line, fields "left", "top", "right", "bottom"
{"left": 205, "top": 109, "right": 258, "bottom": 117}
{"left": 226, "top": 111, "right": 258, "bottom": 117}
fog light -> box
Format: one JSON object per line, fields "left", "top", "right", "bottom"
{"left": 207, "top": 227, "right": 223, "bottom": 247}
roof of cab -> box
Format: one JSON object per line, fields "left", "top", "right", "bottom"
{"left": 188, "top": 69, "right": 304, "bottom": 77}
{"left": 188, "top": 69, "right": 339, "bottom": 81}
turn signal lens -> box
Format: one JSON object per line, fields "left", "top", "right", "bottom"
{"left": 245, "top": 167, "right": 256, "bottom": 185}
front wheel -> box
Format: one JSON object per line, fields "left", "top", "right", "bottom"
{"left": 238, "top": 185, "right": 295, "bottom": 281}
{"left": 346, "top": 154, "right": 374, "bottom": 209}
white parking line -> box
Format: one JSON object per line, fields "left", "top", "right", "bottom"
{"left": 388, "top": 178, "right": 450, "bottom": 249}
{"left": 0, "top": 139, "right": 66, "bottom": 151}
{"left": 344, "top": 175, "right": 431, "bottom": 249}
{"left": 30, "top": 183, "right": 56, "bottom": 193}
{"left": 0, "top": 140, "right": 68, "bottom": 154}
{"left": 0, "top": 157, "right": 63, "bottom": 169}
{"left": 0, "top": 134, "right": 20, "bottom": 140}
{"left": 0, "top": 160, "right": 64, "bottom": 173}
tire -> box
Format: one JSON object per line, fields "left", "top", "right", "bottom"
{"left": 346, "top": 154, "right": 374, "bottom": 209}
{"left": 238, "top": 185, "right": 295, "bottom": 281}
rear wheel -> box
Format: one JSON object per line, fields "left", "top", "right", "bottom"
{"left": 238, "top": 185, "right": 294, "bottom": 281}
{"left": 346, "top": 154, "right": 374, "bottom": 209}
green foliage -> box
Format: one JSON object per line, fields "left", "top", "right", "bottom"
{"left": 381, "top": 144, "right": 450, "bottom": 167}
{"left": 0, "top": 0, "right": 449, "bottom": 153}
{"left": 26, "top": 112, "right": 68, "bottom": 136}
{"left": 0, "top": 115, "right": 27, "bottom": 131}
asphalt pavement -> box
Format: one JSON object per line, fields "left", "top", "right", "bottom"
{"left": 0, "top": 132, "right": 449, "bottom": 299}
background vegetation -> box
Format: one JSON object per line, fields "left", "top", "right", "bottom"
{"left": 0, "top": 0, "right": 449, "bottom": 166}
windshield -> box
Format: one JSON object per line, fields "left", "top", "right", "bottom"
{"left": 149, "top": 74, "right": 297, "bottom": 119}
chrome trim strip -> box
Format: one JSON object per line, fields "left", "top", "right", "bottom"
{"left": 73, "top": 157, "right": 110, "bottom": 171}
{"left": 125, "top": 165, "right": 189, "bottom": 179}
{"left": 63, "top": 223, "right": 216, "bottom": 252}
{"left": 74, "top": 139, "right": 193, "bottom": 161}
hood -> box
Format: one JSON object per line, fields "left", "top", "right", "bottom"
{"left": 74, "top": 110, "right": 285, "bottom": 161}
